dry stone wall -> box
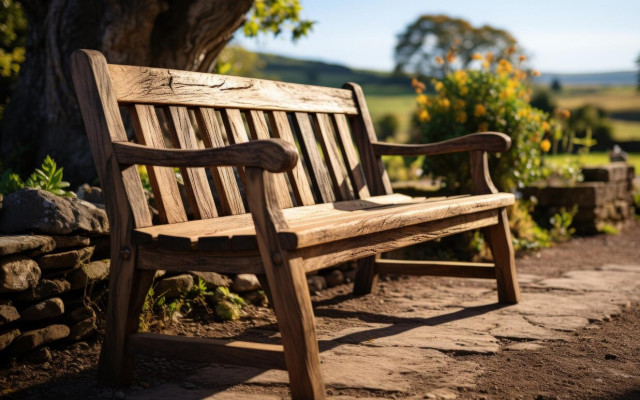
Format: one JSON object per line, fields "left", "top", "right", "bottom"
{"left": 522, "top": 162, "right": 636, "bottom": 234}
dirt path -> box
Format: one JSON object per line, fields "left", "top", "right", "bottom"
{"left": 2, "top": 224, "right": 640, "bottom": 399}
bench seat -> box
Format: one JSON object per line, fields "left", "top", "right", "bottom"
{"left": 134, "top": 193, "right": 514, "bottom": 252}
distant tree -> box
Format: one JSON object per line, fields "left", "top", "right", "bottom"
{"left": 393, "top": 14, "right": 517, "bottom": 77}
{"left": 551, "top": 78, "right": 562, "bottom": 92}
{"left": 1, "top": 0, "right": 313, "bottom": 184}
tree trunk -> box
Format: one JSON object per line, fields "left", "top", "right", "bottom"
{"left": 1, "top": 0, "right": 252, "bottom": 185}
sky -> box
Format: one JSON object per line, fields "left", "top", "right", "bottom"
{"left": 237, "top": 0, "right": 640, "bottom": 74}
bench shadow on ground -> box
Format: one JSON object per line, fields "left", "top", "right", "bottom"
{"left": 6, "top": 293, "right": 507, "bottom": 400}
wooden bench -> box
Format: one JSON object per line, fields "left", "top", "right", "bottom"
{"left": 71, "top": 49, "right": 519, "bottom": 399}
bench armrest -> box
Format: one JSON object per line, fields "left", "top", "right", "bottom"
{"left": 372, "top": 132, "right": 511, "bottom": 157}
{"left": 113, "top": 138, "right": 298, "bottom": 173}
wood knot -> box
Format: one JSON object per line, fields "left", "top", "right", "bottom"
{"left": 120, "top": 247, "right": 131, "bottom": 260}
{"left": 272, "top": 252, "right": 282, "bottom": 265}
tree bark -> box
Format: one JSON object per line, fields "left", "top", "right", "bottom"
{"left": 1, "top": 0, "right": 252, "bottom": 184}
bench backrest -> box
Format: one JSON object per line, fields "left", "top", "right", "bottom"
{"left": 72, "top": 50, "right": 392, "bottom": 229}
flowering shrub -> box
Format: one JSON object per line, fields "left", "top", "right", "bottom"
{"left": 413, "top": 51, "right": 551, "bottom": 192}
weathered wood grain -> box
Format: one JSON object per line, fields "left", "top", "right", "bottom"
{"left": 246, "top": 110, "right": 294, "bottom": 208}
{"left": 129, "top": 104, "right": 187, "bottom": 224}
{"left": 136, "top": 245, "right": 263, "bottom": 274}
{"left": 332, "top": 113, "right": 370, "bottom": 199}
{"left": 268, "top": 111, "right": 315, "bottom": 206}
{"left": 342, "top": 82, "right": 392, "bottom": 195}
{"left": 71, "top": 49, "right": 154, "bottom": 386}
{"left": 194, "top": 107, "right": 245, "bottom": 215}
{"left": 164, "top": 106, "right": 217, "bottom": 219}
{"left": 312, "top": 113, "right": 352, "bottom": 200}
{"left": 128, "top": 333, "right": 287, "bottom": 370}
{"left": 245, "top": 167, "right": 325, "bottom": 399}
{"left": 293, "top": 112, "right": 335, "bottom": 203}
{"left": 113, "top": 140, "right": 299, "bottom": 173}
{"left": 375, "top": 259, "right": 496, "bottom": 279}
{"left": 108, "top": 64, "right": 359, "bottom": 114}
{"left": 373, "top": 132, "right": 511, "bottom": 156}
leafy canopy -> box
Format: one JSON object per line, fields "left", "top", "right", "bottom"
{"left": 394, "top": 15, "right": 517, "bottom": 77}
{"left": 243, "top": 0, "right": 314, "bottom": 41}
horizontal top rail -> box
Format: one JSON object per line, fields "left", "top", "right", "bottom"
{"left": 108, "top": 64, "right": 359, "bottom": 114}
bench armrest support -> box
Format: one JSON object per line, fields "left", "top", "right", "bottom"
{"left": 372, "top": 132, "right": 510, "bottom": 157}
{"left": 113, "top": 138, "right": 298, "bottom": 173}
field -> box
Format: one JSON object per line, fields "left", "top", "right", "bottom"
{"left": 545, "top": 152, "right": 640, "bottom": 174}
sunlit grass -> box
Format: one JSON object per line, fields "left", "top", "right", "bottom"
{"left": 365, "top": 94, "right": 416, "bottom": 142}
{"left": 610, "top": 119, "right": 640, "bottom": 141}
{"left": 545, "top": 152, "right": 640, "bottom": 173}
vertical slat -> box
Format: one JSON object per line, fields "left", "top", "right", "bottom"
{"left": 267, "top": 111, "right": 315, "bottom": 206}
{"left": 130, "top": 105, "right": 188, "bottom": 224}
{"left": 194, "top": 107, "right": 246, "bottom": 215}
{"left": 163, "top": 106, "right": 217, "bottom": 219}
{"left": 220, "top": 108, "right": 250, "bottom": 185}
{"left": 342, "top": 83, "right": 392, "bottom": 195}
{"left": 312, "top": 113, "right": 352, "bottom": 200}
{"left": 293, "top": 112, "right": 335, "bottom": 203}
{"left": 331, "top": 113, "right": 371, "bottom": 199}
{"left": 246, "top": 110, "right": 294, "bottom": 209}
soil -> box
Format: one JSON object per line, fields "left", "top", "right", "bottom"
{"left": 1, "top": 223, "right": 639, "bottom": 399}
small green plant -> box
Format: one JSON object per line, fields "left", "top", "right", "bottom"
{"left": 213, "top": 286, "right": 245, "bottom": 321}
{"left": 24, "top": 155, "right": 75, "bottom": 197}
{"left": 548, "top": 206, "right": 577, "bottom": 242}
{"left": 0, "top": 169, "right": 24, "bottom": 194}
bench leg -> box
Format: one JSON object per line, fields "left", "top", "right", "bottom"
{"left": 483, "top": 208, "right": 520, "bottom": 304}
{"left": 98, "top": 252, "right": 154, "bottom": 386}
{"left": 263, "top": 253, "right": 325, "bottom": 399}
{"left": 353, "top": 255, "right": 378, "bottom": 295}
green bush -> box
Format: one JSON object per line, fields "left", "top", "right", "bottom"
{"left": 412, "top": 54, "right": 551, "bottom": 192}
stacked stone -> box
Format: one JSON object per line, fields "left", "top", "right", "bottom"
{"left": 0, "top": 188, "right": 110, "bottom": 355}
{"left": 523, "top": 162, "right": 635, "bottom": 234}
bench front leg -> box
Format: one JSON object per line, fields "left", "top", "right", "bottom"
{"left": 245, "top": 167, "right": 326, "bottom": 399}
{"left": 470, "top": 151, "right": 520, "bottom": 303}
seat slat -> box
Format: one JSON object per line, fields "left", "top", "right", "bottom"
{"left": 246, "top": 110, "right": 294, "bottom": 208}
{"left": 312, "top": 113, "right": 353, "bottom": 201}
{"left": 163, "top": 106, "right": 217, "bottom": 219}
{"left": 134, "top": 193, "right": 514, "bottom": 251}
{"left": 194, "top": 107, "right": 245, "bottom": 215}
{"left": 332, "top": 113, "right": 370, "bottom": 200}
{"left": 129, "top": 105, "right": 188, "bottom": 224}
{"left": 293, "top": 112, "right": 335, "bottom": 203}
{"left": 268, "top": 111, "right": 315, "bottom": 206}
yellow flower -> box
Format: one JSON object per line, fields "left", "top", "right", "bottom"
{"left": 497, "top": 59, "right": 513, "bottom": 76}
{"left": 471, "top": 53, "right": 483, "bottom": 60}
{"left": 417, "top": 94, "right": 429, "bottom": 105}
{"left": 474, "top": 104, "right": 487, "bottom": 117}
{"left": 456, "top": 111, "right": 467, "bottom": 124}
{"left": 542, "top": 121, "right": 551, "bottom": 132}
{"left": 454, "top": 99, "right": 466, "bottom": 110}
{"left": 485, "top": 52, "right": 494, "bottom": 62}
{"left": 477, "top": 122, "right": 489, "bottom": 132}
{"left": 435, "top": 81, "right": 444, "bottom": 92}
{"left": 505, "top": 45, "right": 516, "bottom": 55}
{"left": 454, "top": 70, "right": 467, "bottom": 81}
{"left": 557, "top": 109, "right": 571, "bottom": 119}
{"left": 482, "top": 60, "right": 490, "bottom": 70}
{"left": 531, "top": 70, "right": 541, "bottom": 77}
{"left": 439, "top": 98, "right": 451, "bottom": 110}
{"left": 459, "top": 86, "right": 469, "bottom": 96}
{"left": 519, "top": 55, "right": 527, "bottom": 62}
{"left": 418, "top": 109, "right": 431, "bottom": 122}
{"left": 411, "top": 77, "right": 426, "bottom": 94}
{"left": 540, "top": 139, "right": 551, "bottom": 152}
{"left": 435, "top": 56, "right": 444, "bottom": 65}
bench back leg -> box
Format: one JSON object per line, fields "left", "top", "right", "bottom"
{"left": 353, "top": 255, "right": 379, "bottom": 296}
{"left": 483, "top": 208, "right": 520, "bottom": 304}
